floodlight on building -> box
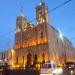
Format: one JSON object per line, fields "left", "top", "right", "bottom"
{"left": 11, "top": 49, "right": 14, "bottom": 54}
{"left": 5, "top": 59, "right": 7, "bottom": 62}
{"left": 39, "top": 2, "right": 42, "bottom": 5}
{"left": 59, "top": 31, "right": 64, "bottom": 42}
{"left": 43, "top": 19, "right": 45, "bottom": 23}
{"left": 51, "top": 61, "right": 54, "bottom": 64}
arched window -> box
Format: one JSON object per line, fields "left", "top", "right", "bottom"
{"left": 22, "top": 56, "right": 24, "bottom": 64}
{"left": 34, "top": 54, "right": 37, "bottom": 60}
{"left": 27, "top": 53, "right": 32, "bottom": 65}
{"left": 33, "top": 54, "right": 38, "bottom": 66}
{"left": 16, "top": 56, "right": 18, "bottom": 64}
{"left": 42, "top": 53, "right": 45, "bottom": 63}
{"left": 41, "top": 31, "right": 44, "bottom": 38}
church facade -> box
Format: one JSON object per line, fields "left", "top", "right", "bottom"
{"left": 11, "top": 1, "right": 75, "bottom": 68}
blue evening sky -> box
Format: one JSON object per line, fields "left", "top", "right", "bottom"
{"left": 0, "top": 0, "right": 75, "bottom": 51}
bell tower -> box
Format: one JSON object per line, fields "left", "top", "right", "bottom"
{"left": 36, "top": 0, "right": 49, "bottom": 24}
{"left": 16, "top": 7, "right": 26, "bottom": 32}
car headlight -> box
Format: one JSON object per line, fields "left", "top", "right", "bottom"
{"left": 53, "top": 67, "right": 63, "bottom": 74}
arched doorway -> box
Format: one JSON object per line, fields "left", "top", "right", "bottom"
{"left": 41, "top": 53, "right": 46, "bottom": 68}
{"left": 27, "top": 53, "right": 32, "bottom": 65}
{"left": 42, "top": 53, "right": 45, "bottom": 63}
{"left": 33, "top": 54, "right": 38, "bottom": 66}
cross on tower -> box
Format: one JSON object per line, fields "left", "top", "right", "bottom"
{"left": 20, "top": 6, "right": 24, "bottom": 17}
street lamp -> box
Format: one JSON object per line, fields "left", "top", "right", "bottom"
{"left": 11, "top": 48, "right": 15, "bottom": 68}
{"left": 11, "top": 49, "right": 14, "bottom": 54}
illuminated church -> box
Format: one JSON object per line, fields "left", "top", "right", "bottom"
{"left": 12, "top": 0, "right": 75, "bottom": 68}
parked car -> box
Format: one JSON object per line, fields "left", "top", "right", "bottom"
{"left": 40, "top": 61, "right": 63, "bottom": 75}
{"left": 65, "top": 62, "right": 75, "bottom": 70}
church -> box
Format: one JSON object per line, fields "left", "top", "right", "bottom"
{"left": 11, "top": 0, "right": 75, "bottom": 68}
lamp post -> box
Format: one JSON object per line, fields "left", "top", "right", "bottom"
{"left": 11, "top": 48, "right": 15, "bottom": 67}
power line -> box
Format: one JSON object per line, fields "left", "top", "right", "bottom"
{"left": 31, "top": 0, "right": 71, "bottom": 22}
{"left": 0, "top": 0, "right": 72, "bottom": 37}
{"left": 48, "top": 0, "right": 71, "bottom": 13}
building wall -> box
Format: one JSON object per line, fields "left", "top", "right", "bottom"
{"left": 46, "top": 23, "right": 75, "bottom": 65}
{"left": 14, "top": 23, "right": 50, "bottom": 67}
{"left": 1, "top": 1, "right": 75, "bottom": 68}
{"left": 13, "top": 17, "right": 75, "bottom": 68}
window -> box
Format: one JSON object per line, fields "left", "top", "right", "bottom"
{"left": 56, "top": 39, "right": 59, "bottom": 46}
{"left": 41, "top": 31, "right": 44, "bottom": 38}
{"left": 27, "top": 53, "right": 32, "bottom": 65}
{"left": 33, "top": 54, "right": 38, "bottom": 65}
{"left": 16, "top": 56, "right": 18, "bottom": 64}
{"left": 22, "top": 56, "right": 24, "bottom": 64}
{"left": 34, "top": 54, "right": 37, "bottom": 60}
{"left": 42, "top": 53, "right": 45, "bottom": 63}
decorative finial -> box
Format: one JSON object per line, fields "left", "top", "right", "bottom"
{"left": 20, "top": 6, "right": 24, "bottom": 17}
